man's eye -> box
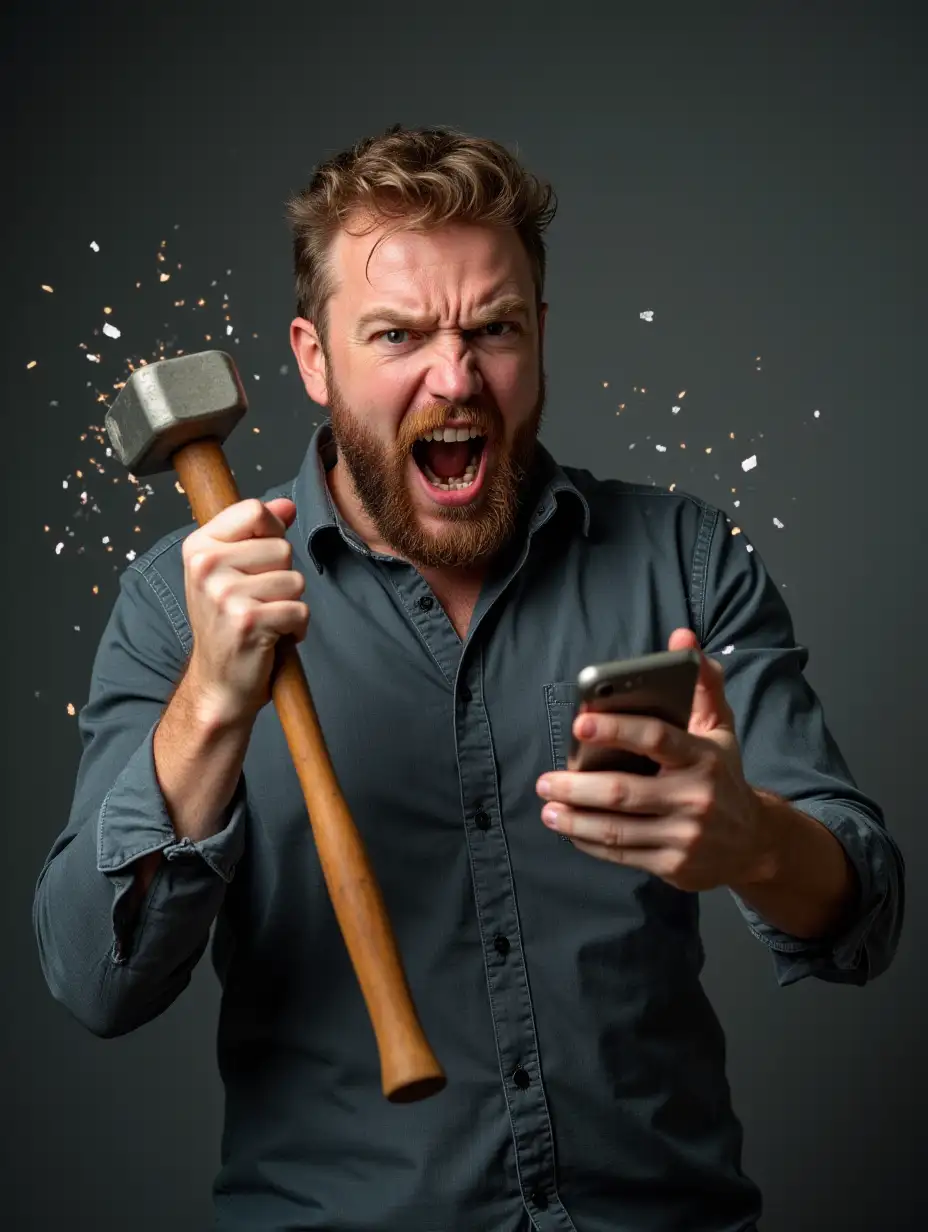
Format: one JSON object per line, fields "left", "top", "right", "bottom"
{"left": 383, "top": 329, "right": 410, "bottom": 345}
{"left": 482, "top": 321, "right": 516, "bottom": 337}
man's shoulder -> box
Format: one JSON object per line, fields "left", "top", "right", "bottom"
{"left": 556, "top": 461, "right": 724, "bottom": 538}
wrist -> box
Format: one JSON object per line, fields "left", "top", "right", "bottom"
{"left": 176, "top": 660, "right": 261, "bottom": 738}
{"left": 738, "top": 787, "right": 783, "bottom": 887}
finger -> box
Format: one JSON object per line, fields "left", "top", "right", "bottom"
{"left": 569, "top": 837, "right": 683, "bottom": 877}
{"left": 213, "top": 536, "right": 294, "bottom": 575}
{"left": 538, "top": 769, "right": 685, "bottom": 815}
{"left": 238, "top": 599, "right": 310, "bottom": 639}
{"left": 262, "top": 497, "right": 298, "bottom": 529}
{"left": 221, "top": 570, "right": 306, "bottom": 605}
{"left": 197, "top": 498, "right": 293, "bottom": 544}
{"left": 543, "top": 806, "right": 693, "bottom": 850}
{"left": 572, "top": 711, "right": 703, "bottom": 770}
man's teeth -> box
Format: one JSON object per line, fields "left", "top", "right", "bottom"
{"left": 422, "top": 458, "right": 479, "bottom": 490}
{"left": 417, "top": 425, "right": 483, "bottom": 444}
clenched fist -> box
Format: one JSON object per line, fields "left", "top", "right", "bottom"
{"left": 181, "top": 497, "right": 309, "bottom": 724}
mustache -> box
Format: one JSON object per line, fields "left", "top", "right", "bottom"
{"left": 397, "top": 405, "right": 501, "bottom": 450}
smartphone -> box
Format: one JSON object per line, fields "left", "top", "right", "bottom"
{"left": 567, "top": 648, "right": 701, "bottom": 776}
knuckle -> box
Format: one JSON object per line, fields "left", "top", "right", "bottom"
{"left": 677, "top": 819, "right": 702, "bottom": 847}
{"left": 186, "top": 547, "right": 218, "bottom": 578}
{"left": 640, "top": 720, "right": 666, "bottom": 754}
{"left": 688, "top": 787, "right": 714, "bottom": 818}
{"left": 607, "top": 779, "right": 627, "bottom": 809}
{"left": 605, "top": 821, "right": 626, "bottom": 851}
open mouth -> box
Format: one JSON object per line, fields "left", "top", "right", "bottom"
{"left": 411, "top": 427, "right": 488, "bottom": 492}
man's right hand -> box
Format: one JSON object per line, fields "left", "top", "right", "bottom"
{"left": 181, "top": 496, "right": 309, "bottom": 725}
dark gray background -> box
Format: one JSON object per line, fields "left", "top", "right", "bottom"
{"left": 2, "top": 1, "right": 924, "bottom": 1228}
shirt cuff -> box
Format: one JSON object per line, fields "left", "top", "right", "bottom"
{"left": 96, "top": 722, "right": 246, "bottom": 884}
{"left": 729, "top": 802, "right": 888, "bottom": 986}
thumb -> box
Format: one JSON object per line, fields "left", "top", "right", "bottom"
{"left": 263, "top": 497, "right": 298, "bottom": 529}
{"left": 667, "top": 627, "right": 734, "bottom": 733}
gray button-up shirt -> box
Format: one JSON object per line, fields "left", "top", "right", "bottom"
{"left": 34, "top": 423, "right": 904, "bottom": 1232}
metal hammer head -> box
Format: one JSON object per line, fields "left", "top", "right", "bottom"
{"left": 105, "top": 350, "right": 248, "bottom": 476}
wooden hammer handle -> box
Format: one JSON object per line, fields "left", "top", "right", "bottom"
{"left": 173, "top": 437, "right": 446, "bottom": 1103}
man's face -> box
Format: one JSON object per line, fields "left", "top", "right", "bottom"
{"left": 294, "top": 218, "right": 547, "bottom": 570}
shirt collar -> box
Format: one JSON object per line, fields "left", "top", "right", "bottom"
{"left": 294, "top": 420, "right": 591, "bottom": 574}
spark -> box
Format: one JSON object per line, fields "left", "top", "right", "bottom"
{"left": 655, "top": 444, "right": 666, "bottom": 452}
{"left": 102, "top": 322, "right": 121, "bottom": 339}
{"left": 90, "top": 241, "right": 99, "bottom": 252}
{"left": 671, "top": 405, "right": 681, "bottom": 413}
{"left": 814, "top": 409, "right": 821, "bottom": 418}
{"left": 41, "top": 284, "right": 54, "bottom": 293}
{"left": 773, "top": 518, "right": 784, "bottom": 529}
{"left": 722, "top": 645, "right": 735, "bottom": 655}
{"left": 55, "top": 542, "right": 64, "bottom": 554}
{"left": 26, "top": 360, "right": 37, "bottom": 369}
{"left": 67, "top": 703, "right": 76, "bottom": 716}
{"left": 677, "top": 390, "right": 686, "bottom": 398}
{"left": 639, "top": 311, "right": 654, "bottom": 322}
{"left": 159, "top": 272, "right": 171, "bottom": 282}
{"left": 742, "top": 455, "right": 757, "bottom": 472}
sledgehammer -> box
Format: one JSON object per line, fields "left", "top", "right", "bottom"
{"left": 105, "top": 349, "right": 446, "bottom": 1103}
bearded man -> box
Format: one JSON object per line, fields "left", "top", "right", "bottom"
{"left": 35, "top": 124, "right": 904, "bottom": 1232}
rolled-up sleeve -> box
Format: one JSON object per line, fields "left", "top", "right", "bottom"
{"left": 694, "top": 506, "right": 905, "bottom": 986}
{"left": 33, "top": 544, "right": 247, "bottom": 1037}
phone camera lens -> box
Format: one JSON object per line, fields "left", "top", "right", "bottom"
{"left": 595, "top": 683, "right": 614, "bottom": 699}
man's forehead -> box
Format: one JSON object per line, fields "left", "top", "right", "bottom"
{"left": 330, "top": 218, "right": 532, "bottom": 289}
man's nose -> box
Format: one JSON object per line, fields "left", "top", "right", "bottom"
{"left": 424, "top": 336, "right": 484, "bottom": 404}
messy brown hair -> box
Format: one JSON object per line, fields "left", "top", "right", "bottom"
{"left": 285, "top": 124, "right": 557, "bottom": 346}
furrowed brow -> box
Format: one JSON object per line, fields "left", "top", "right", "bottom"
{"left": 354, "top": 295, "right": 531, "bottom": 337}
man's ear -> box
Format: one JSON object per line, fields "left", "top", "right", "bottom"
{"left": 290, "top": 318, "right": 330, "bottom": 406}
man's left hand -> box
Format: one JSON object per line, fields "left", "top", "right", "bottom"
{"left": 535, "top": 628, "right": 775, "bottom": 892}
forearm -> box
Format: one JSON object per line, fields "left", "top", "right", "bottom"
{"left": 730, "top": 788, "right": 860, "bottom": 941}
{"left": 34, "top": 717, "right": 247, "bottom": 1037}
{"left": 126, "top": 665, "right": 253, "bottom": 903}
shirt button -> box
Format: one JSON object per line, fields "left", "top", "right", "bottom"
{"left": 417, "top": 595, "right": 434, "bottom": 611}
{"left": 530, "top": 1187, "right": 549, "bottom": 1210}
{"left": 460, "top": 685, "right": 472, "bottom": 703}
{"left": 493, "top": 934, "right": 510, "bottom": 956}
{"left": 474, "top": 809, "right": 491, "bottom": 830}
{"left": 512, "top": 1065, "right": 530, "bottom": 1090}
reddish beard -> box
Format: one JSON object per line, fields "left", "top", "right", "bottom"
{"left": 325, "top": 370, "right": 546, "bottom": 570}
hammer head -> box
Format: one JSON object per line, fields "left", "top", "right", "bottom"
{"left": 105, "top": 350, "right": 248, "bottom": 476}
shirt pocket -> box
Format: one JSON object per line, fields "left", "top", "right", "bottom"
{"left": 544, "top": 680, "right": 579, "bottom": 778}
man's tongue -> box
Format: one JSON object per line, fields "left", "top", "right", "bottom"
{"left": 423, "top": 440, "right": 472, "bottom": 479}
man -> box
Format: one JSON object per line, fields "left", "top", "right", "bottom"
{"left": 34, "top": 125, "right": 904, "bottom": 1231}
